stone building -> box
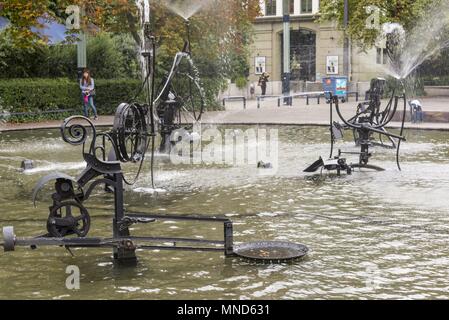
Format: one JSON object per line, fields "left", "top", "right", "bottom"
{"left": 229, "top": 0, "right": 387, "bottom": 96}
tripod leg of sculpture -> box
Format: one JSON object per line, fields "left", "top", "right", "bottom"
{"left": 113, "top": 172, "right": 137, "bottom": 262}
{"left": 396, "top": 93, "right": 407, "bottom": 171}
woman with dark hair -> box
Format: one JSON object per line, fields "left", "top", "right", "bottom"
{"left": 80, "top": 69, "right": 98, "bottom": 120}
{"left": 258, "top": 72, "right": 269, "bottom": 96}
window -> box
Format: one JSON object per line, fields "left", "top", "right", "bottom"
{"left": 376, "top": 48, "right": 382, "bottom": 64}
{"left": 265, "top": 0, "right": 277, "bottom": 16}
{"left": 383, "top": 48, "right": 388, "bottom": 65}
{"left": 376, "top": 47, "right": 389, "bottom": 64}
{"left": 301, "top": 0, "right": 313, "bottom": 13}
{"left": 289, "top": 0, "right": 295, "bottom": 14}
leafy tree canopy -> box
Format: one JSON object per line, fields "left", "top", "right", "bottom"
{"left": 0, "top": 0, "right": 260, "bottom": 82}
{"left": 319, "top": 0, "right": 441, "bottom": 50}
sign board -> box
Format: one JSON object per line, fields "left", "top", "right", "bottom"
{"left": 326, "top": 56, "right": 339, "bottom": 75}
{"left": 255, "top": 56, "right": 266, "bottom": 75}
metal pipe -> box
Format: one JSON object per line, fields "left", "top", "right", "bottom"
{"left": 343, "top": 0, "right": 350, "bottom": 78}
{"left": 125, "top": 212, "right": 231, "bottom": 223}
{"left": 282, "top": 0, "right": 291, "bottom": 101}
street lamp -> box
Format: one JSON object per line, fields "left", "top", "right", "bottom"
{"left": 343, "top": 0, "right": 350, "bottom": 78}
{"left": 282, "top": 0, "right": 291, "bottom": 104}
{"left": 77, "top": 31, "right": 87, "bottom": 80}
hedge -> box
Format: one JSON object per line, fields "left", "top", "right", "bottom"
{"left": 0, "top": 77, "right": 222, "bottom": 123}
{"left": 422, "top": 76, "right": 449, "bottom": 86}
{"left": 0, "top": 78, "right": 142, "bottom": 118}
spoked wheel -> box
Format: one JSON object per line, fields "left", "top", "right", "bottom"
{"left": 155, "top": 55, "right": 205, "bottom": 128}
{"left": 47, "top": 201, "right": 90, "bottom": 237}
{"left": 171, "top": 72, "right": 205, "bottom": 123}
{"left": 113, "top": 103, "right": 148, "bottom": 163}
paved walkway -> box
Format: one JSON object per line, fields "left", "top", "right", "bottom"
{"left": 2, "top": 96, "right": 449, "bottom": 132}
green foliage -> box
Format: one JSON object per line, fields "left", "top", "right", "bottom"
{"left": 0, "top": 33, "right": 140, "bottom": 79}
{"left": 1, "top": 1, "right": 260, "bottom": 107}
{"left": 235, "top": 76, "right": 248, "bottom": 89}
{"left": 0, "top": 77, "right": 223, "bottom": 123}
{"left": 87, "top": 34, "right": 122, "bottom": 79}
{"left": 419, "top": 47, "right": 449, "bottom": 79}
{"left": 319, "top": 0, "right": 439, "bottom": 50}
{"left": 384, "top": 75, "right": 425, "bottom": 97}
{"left": 0, "top": 78, "right": 142, "bottom": 120}
{"left": 421, "top": 76, "right": 449, "bottom": 86}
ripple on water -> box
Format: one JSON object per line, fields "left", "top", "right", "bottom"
{"left": 1, "top": 126, "right": 449, "bottom": 299}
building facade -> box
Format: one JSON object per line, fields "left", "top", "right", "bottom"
{"left": 248, "top": 0, "right": 386, "bottom": 95}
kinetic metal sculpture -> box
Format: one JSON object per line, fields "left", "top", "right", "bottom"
{"left": 1, "top": 16, "right": 307, "bottom": 264}
{"left": 304, "top": 78, "right": 407, "bottom": 175}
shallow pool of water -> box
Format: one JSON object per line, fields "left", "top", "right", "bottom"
{"left": 1, "top": 125, "right": 449, "bottom": 299}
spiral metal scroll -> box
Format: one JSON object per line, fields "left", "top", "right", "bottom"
{"left": 60, "top": 116, "right": 97, "bottom": 154}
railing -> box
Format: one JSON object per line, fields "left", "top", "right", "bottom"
{"left": 222, "top": 96, "right": 247, "bottom": 109}
{"left": 227, "top": 91, "right": 360, "bottom": 109}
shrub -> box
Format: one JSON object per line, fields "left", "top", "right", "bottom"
{"left": 0, "top": 78, "right": 142, "bottom": 120}
{"left": 235, "top": 76, "right": 248, "bottom": 90}
{"left": 0, "top": 77, "right": 222, "bottom": 123}
{"left": 421, "top": 76, "right": 449, "bottom": 86}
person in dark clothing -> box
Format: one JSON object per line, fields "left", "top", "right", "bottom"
{"left": 258, "top": 72, "right": 269, "bottom": 96}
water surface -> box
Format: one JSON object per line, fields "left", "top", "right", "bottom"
{"left": 1, "top": 126, "right": 449, "bottom": 299}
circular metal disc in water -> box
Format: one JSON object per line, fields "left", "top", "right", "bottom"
{"left": 233, "top": 241, "right": 308, "bottom": 263}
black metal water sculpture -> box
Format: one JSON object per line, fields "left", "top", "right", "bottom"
{"left": 304, "top": 78, "right": 407, "bottom": 175}
{"left": 1, "top": 23, "right": 308, "bottom": 264}
{"left": 154, "top": 21, "right": 204, "bottom": 154}
{"left": 1, "top": 111, "right": 308, "bottom": 263}
{"left": 1, "top": 108, "right": 235, "bottom": 262}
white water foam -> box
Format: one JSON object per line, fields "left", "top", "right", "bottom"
{"left": 382, "top": 3, "right": 449, "bottom": 80}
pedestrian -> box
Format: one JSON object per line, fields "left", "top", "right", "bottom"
{"left": 80, "top": 68, "right": 98, "bottom": 120}
{"left": 258, "top": 72, "right": 269, "bottom": 96}
{"left": 249, "top": 83, "right": 255, "bottom": 99}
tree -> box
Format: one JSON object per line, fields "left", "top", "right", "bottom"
{"left": 1, "top": 0, "right": 261, "bottom": 103}
{"left": 1, "top": 0, "right": 260, "bottom": 80}
{"left": 319, "top": 0, "right": 440, "bottom": 50}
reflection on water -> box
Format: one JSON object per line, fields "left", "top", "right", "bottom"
{"left": 1, "top": 126, "right": 449, "bottom": 299}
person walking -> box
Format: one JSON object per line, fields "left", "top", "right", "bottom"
{"left": 80, "top": 69, "right": 98, "bottom": 120}
{"left": 258, "top": 72, "right": 269, "bottom": 96}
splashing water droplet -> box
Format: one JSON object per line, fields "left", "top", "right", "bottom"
{"left": 382, "top": 2, "right": 449, "bottom": 80}
{"left": 160, "top": 0, "right": 213, "bottom": 20}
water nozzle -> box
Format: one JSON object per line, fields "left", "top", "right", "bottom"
{"left": 183, "top": 19, "right": 191, "bottom": 55}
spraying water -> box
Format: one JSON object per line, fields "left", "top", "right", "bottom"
{"left": 135, "top": 0, "right": 152, "bottom": 82}
{"left": 159, "top": 0, "right": 213, "bottom": 20}
{"left": 382, "top": 2, "right": 449, "bottom": 80}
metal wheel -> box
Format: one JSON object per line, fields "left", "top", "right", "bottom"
{"left": 47, "top": 201, "right": 90, "bottom": 237}
{"left": 155, "top": 54, "right": 205, "bottom": 128}
{"left": 113, "top": 103, "right": 148, "bottom": 163}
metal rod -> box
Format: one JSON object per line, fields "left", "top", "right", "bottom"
{"left": 125, "top": 212, "right": 231, "bottom": 223}
{"left": 127, "top": 236, "right": 224, "bottom": 245}
{"left": 14, "top": 236, "right": 225, "bottom": 249}
{"left": 137, "top": 245, "right": 224, "bottom": 252}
